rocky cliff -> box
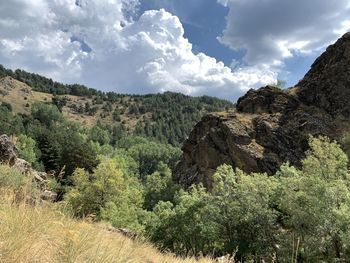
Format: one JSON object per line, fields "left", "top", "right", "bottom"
{"left": 174, "top": 32, "right": 350, "bottom": 188}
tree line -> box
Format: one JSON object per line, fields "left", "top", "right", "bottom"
{"left": 0, "top": 64, "right": 233, "bottom": 146}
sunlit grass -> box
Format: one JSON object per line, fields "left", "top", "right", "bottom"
{"left": 0, "top": 189, "right": 214, "bottom": 263}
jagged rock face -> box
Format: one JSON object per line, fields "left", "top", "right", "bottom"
{"left": 236, "top": 86, "right": 299, "bottom": 114}
{"left": 174, "top": 33, "right": 350, "bottom": 189}
{"left": 297, "top": 32, "right": 350, "bottom": 118}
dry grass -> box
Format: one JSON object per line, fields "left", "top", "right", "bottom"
{"left": 0, "top": 190, "right": 214, "bottom": 263}
{"left": 0, "top": 76, "right": 51, "bottom": 115}
{"left": 0, "top": 76, "right": 150, "bottom": 129}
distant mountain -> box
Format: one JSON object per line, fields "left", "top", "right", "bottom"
{"left": 174, "top": 32, "right": 350, "bottom": 188}
{"left": 0, "top": 67, "right": 233, "bottom": 146}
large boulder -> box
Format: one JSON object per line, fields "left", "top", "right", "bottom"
{"left": 174, "top": 32, "right": 350, "bottom": 189}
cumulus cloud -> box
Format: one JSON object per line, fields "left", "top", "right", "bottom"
{"left": 218, "top": 0, "right": 350, "bottom": 72}
{"left": 0, "top": 0, "right": 276, "bottom": 101}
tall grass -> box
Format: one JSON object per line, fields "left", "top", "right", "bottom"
{"left": 0, "top": 193, "right": 215, "bottom": 262}
{"left": 0, "top": 165, "right": 214, "bottom": 263}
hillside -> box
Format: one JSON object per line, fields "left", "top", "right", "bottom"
{"left": 0, "top": 166, "right": 214, "bottom": 263}
{"left": 174, "top": 32, "right": 350, "bottom": 188}
{"left": 1, "top": 32, "right": 350, "bottom": 262}
{"left": 0, "top": 66, "right": 233, "bottom": 146}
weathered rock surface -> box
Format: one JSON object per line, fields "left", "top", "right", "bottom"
{"left": 174, "top": 32, "right": 350, "bottom": 189}
{"left": 0, "top": 134, "right": 17, "bottom": 166}
{"left": 40, "top": 190, "right": 58, "bottom": 202}
{"left": 297, "top": 32, "right": 350, "bottom": 118}
{"left": 14, "top": 157, "right": 48, "bottom": 185}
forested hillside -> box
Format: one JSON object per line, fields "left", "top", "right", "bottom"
{"left": 1, "top": 33, "right": 350, "bottom": 262}
{"left": 2, "top": 81, "right": 350, "bottom": 261}
{"left": 0, "top": 65, "right": 233, "bottom": 146}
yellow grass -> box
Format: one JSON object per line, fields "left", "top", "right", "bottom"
{"left": 0, "top": 191, "right": 214, "bottom": 263}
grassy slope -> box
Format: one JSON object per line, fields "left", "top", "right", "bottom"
{"left": 0, "top": 76, "right": 233, "bottom": 130}
{"left": 0, "top": 76, "right": 160, "bottom": 129}
{"left": 0, "top": 164, "right": 214, "bottom": 263}
{"left": 0, "top": 76, "right": 128, "bottom": 127}
{"left": 0, "top": 190, "right": 213, "bottom": 263}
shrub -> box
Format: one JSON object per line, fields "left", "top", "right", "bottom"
{"left": 0, "top": 165, "right": 39, "bottom": 201}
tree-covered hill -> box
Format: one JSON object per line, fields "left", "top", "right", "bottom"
{"left": 0, "top": 64, "right": 233, "bottom": 146}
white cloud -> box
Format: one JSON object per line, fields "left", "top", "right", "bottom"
{"left": 218, "top": 0, "right": 350, "bottom": 72}
{"left": 0, "top": 0, "right": 276, "bottom": 101}
{"left": 335, "top": 20, "right": 350, "bottom": 35}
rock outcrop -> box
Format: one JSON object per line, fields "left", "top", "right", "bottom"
{"left": 0, "top": 134, "right": 57, "bottom": 201}
{"left": 174, "top": 32, "right": 350, "bottom": 189}
{"left": 0, "top": 134, "right": 17, "bottom": 166}
{"left": 297, "top": 32, "right": 350, "bottom": 118}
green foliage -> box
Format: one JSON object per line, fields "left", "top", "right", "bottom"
{"left": 276, "top": 167, "right": 350, "bottom": 260}
{"left": 275, "top": 138, "right": 350, "bottom": 261}
{"left": 147, "top": 165, "right": 277, "bottom": 257}
{"left": 302, "top": 136, "right": 349, "bottom": 180}
{"left": 16, "top": 134, "right": 37, "bottom": 164}
{"left": 0, "top": 106, "right": 25, "bottom": 135}
{"left": 118, "top": 136, "right": 181, "bottom": 179}
{"left": 65, "top": 159, "right": 144, "bottom": 231}
{"left": 112, "top": 109, "right": 121, "bottom": 121}
{"left": 26, "top": 119, "right": 98, "bottom": 178}
{"left": 1, "top": 101, "right": 12, "bottom": 111}
{"left": 146, "top": 137, "right": 350, "bottom": 261}
{"left": 60, "top": 133, "right": 98, "bottom": 178}
{"left": 0, "top": 165, "right": 28, "bottom": 190}
{"left": 146, "top": 186, "right": 214, "bottom": 255}
{"left": 88, "top": 125, "right": 111, "bottom": 145}
{"left": 31, "top": 102, "right": 62, "bottom": 127}
{"left": 0, "top": 165, "right": 39, "bottom": 199}
{"left": 211, "top": 166, "right": 279, "bottom": 259}
{"left": 143, "top": 163, "right": 179, "bottom": 210}
{"left": 30, "top": 127, "right": 63, "bottom": 172}
{"left": 52, "top": 96, "right": 68, "bottom": 111}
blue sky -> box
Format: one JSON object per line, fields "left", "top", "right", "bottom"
{"left": 139, "top": 0, "right": 238, "bottom": 65}
{"left": 0, "top": 0, "right": 349, "bottom": 101}
{"left": 139, "top": 0, "right": 347, "bottom": 87}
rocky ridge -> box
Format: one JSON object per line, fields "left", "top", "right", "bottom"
{"left": 174, "top": 32, "right": 350, "bottom": 188}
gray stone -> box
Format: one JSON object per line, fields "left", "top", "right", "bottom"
{"left": 0, "top": 134, "right": 17, "bottom": 166}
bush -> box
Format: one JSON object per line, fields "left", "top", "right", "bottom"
{"left": 0, "top": 165, "right": 38, "bottom": 201}
{"left": 65, "top": 159, "right": 144, "bottom": 232}
{"left": 1, "top": 102, "right": 12, "bottom": 111}
{"left": 16, "top": 134, "right": 37, "bottom": 164}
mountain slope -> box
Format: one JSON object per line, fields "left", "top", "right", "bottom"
{"left": 174, "top": 32, "right": 350, "bottom": 188}
{"left": 0, "top": 68, "right": 233, "bottom": 146}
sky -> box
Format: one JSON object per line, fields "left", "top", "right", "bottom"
{"left": 0, "top": 0, "right": 349, "bottom": 101}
